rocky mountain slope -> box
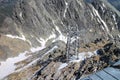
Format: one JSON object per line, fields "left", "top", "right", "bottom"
{"left": 0, "top": 0, "right": 120, "bottom": 80}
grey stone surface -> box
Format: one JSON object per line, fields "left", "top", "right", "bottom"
{"left": 0, "top": 0, "right": 120, "bottom": 47}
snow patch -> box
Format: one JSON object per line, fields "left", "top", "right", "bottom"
{"left": 19, "top": 12, "right": 23, "bottom": 18}
{"left": 39, "top": 38, "right": 46, "bottom": 47}
{"left": 6, "top": 33, "right": 26, "bottom": 41}
{"left": 112, "top": 14, "right": 118, "bottom": 29}
{"left": 39, "top": 33, "right": 56, "bottom": 45}
{"left": 71, "top": 37, "right": 76, "bottom": 43}
{"left": 77, "top": 0, "right": 83, "bottom": 8}
{"left": 47, "top": 33, "right": 56, "bottom": 40}
{"left": 70, "top": 51, "right": 97, "bottom": 63}
{"left": 118, "top": 34, "right": 120, "bottom": 38}
{"left": 5, "top": 33, "right": 32, "bottom": 46}
{"left": 63, "top": 1, "right": 68, "bottom": 17}
{"left": 31, "top": 33, "right": 56, "bottom": 53}
{"left": 58, "top": 63, "right": 68, "bottom": 70}
{"left": 93, "top": 7, "right": 109, "bottom": 32}
{"left": 92, "top": 6, "right": 113, "bottom": 39}
{"left": 30, "top": 46, "right": 45, "bottom": 53}
{"left": 101, "top": 26, "right": 105, "bottom": 30}
{"left": 0, "top": 51, "right": 29, "bottom": 79}
{"left": 102, "top": 3, "right": 106, "bottom": 8}
{"left": 18, "top": 46, "right": 58, "bottom": 72}
{"left": 52, "top": 21, "right": 67, "bottom": 43}
{"left": 100, "top": 4, "right": 105, "bottom": 13}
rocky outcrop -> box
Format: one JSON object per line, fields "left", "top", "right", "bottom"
{"left": 6, "top": 41, "right": 120, "bottom": 80}
{"left": 0, "top": 0, "right": 120, "bottom": 47}
{"left": 0, "top": 0, "right": 120, "bottom": 61}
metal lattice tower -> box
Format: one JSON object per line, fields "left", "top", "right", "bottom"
{"left": 66, "top": 25, "right": 80, "bottom": 62}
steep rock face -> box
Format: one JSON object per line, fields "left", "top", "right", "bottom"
{"left": 0, "top": 0, "right": 120, "bottom": 48}
{"left": 0, "top": 0, "right": 120, "bottom": 62}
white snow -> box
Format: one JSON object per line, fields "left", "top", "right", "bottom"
{"left": 39, "top": 33, "right": 56, "bottom": 45}
{"left": 100, "top": 4, "right": 105, "bottom": 13}
{"left": 92, "top": 6, "right": 113, "bottom": 39}
{"left": 118, "top": 34, "right": 120, "bottom": 38}
{"left": 27, "top": 40, "right": 32, "bottom": 46}
{"left": 52, "top": 21, "right": 67, "bottom": 43}
{"left": 92, "top": 7, "right": 109, "bottom": 32}
{"left": 58, "top": 34, "right": 67, "bottom": 43}
{"left": 101, "top": 26, "right": 105, "bottom": 30}
{"left": 57, "top": 50, "right": 98, "bottom": 70}
{"left": 58, "top": 63, "right": 68, "bottom": 70}
{"left": 112, "top": 14, "right": 118, "bottom": 29}
{"left": 76, "top": 0, "right": 83, "bottom": 8}
{"left": 5, "top": 33, "right": 32, "bottom": 46}
{"left": 71, "top": 37, "right": 76, "bottom": 43}
{"left": 112, "top": 26, "right": 115, "bottom": 30}
{"left": 18, "top": 46, "right": 58, "bottom": 72}
{"left": 0, "top": 51, "right": 29, "bottom": 79}
{"left": 39, "top": 38, "right": 46, "bottom": 47}
{"left": 30, "top": 46, "right": 45, "bottom": 53}
{"left": 47, "top": 33, "right": 56, "bottom": 40}
{"left": 30, "top": 33, "right": 56, "bottom": 53}
{"left": 89, "top": 29, "right": 93, "bottom": 32}
{"left": 113, "top": 14, "right": 116, "bottom": 22}
{"left": 102, "top": 3, "right": 106, "bottom": 8}
{"left": 6, "top": 33, "right": 26, "bottom": 41}
{"left": 30, "top": 38, "right": 46, "bottom": 53}
{"left": 70, "top": 51, "right": 97, "bottom": 63}
{"left": 93, "top": 50, "right": 98, "bottom": 55}
{"left": 19, "top": 12, "right": 23, "bottom": 18}
{"left": 63, "top": 1, "right": 68, "bottom": 17}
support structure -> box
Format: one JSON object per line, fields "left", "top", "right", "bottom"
{"left": 66, "top": 25, "right": 80, "bottom": 62}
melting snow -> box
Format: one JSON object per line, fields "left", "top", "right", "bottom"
{"left": 19, "top": 12, "right": 23, "bottom": 18}
{"left": 112, "top": 14, "right": 118, "bottom": 29}
{"left": 5, "top": 33, "right": 32, "bottom": 46}
{"left": 113, "top": 14, "right": 116, "bottom": 22}
{"left": 0, "top": 51, "right": 29, "bottom": 79}
{"left": 70, "top": 51, "right": 97, "bottom": 63}
{"left": 6, "top": 33, "right": 26, "bottom": 41}
{"left": 77, "top": 0, "right": 83, "bottom": 8}
{"left": 58, "top": 50, "right": 98, "bottom": 70}
{"left": 92, "top": 7, "right": 109, "bottom": 32}
{"left": 102, "top": 3, "right": 106, "bottom": 8}
{"left": 71, "top": 37, "right": 76, "bottom": 43}
{"left": 118, "top": 34, "right": 120, "bottom": 38}
{"left": 63, "top": 1, "right": 68, "bottom": 17}
{"left": 58, "top": 63, "right": 68, "bottom": 70}
{"left": 52, "top": 21, "right": 67, "bottom": 43}
{"left": 31, "top": 33, "right": 56, "bottom": 53}
{"left": 100, "top": 4, "right": 105, "bottom": 13}
{"left": 30, "top": 46, "right": 45, "bottom": 53}
{"left": 92, "top": 6, "right": 113, "bottom": 39}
